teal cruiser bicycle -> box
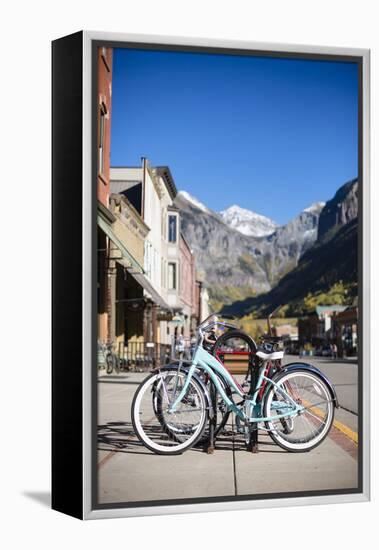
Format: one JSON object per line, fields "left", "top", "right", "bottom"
{"left": 131, "top": 312, "right": 338, "bottom": 455}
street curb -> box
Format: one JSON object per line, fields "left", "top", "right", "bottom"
{"left": 332, "top": 419, "right": 358, "bottom": 444}
{"left": 305, "top": 400, "right": 358, "bottom": 445}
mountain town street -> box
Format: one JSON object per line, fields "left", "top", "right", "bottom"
{"left": 97, "top": 357, "right": 358, "bottom": 505}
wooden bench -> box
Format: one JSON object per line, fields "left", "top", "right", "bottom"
{"left": 215, "top": 351, "right": 252, "bottom": 375}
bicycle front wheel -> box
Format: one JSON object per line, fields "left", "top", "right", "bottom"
{"left": 263, "top": 370, "right": 334, "bottom": 452}
{"left": 153, "top": 368, "right": 231, "bottom": 445}
{"left": 131, "top": 371, "right": 208, "bottom": 455}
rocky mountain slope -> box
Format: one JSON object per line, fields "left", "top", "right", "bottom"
{"left": 221, "top": 178, "right": 359, "bottom": 317}
{"left": 317, "top": 178, "right": 358, "bottom": 241}
{"left": 175, "top": 192, "right": 271, "bottom": 305}
{"left": 175, "top": 191, "right": 325, "bottom": 308}
{"left": 261, "top": 202, "right": 325, "bottom": 285}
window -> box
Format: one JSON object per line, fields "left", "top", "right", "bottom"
{"left": 168, "top": 214, "right": 177, "bottom": 243}
{"left": 98, "top": 106, "right": 106, "bottom": 175}
{"left": 168, "top": 262, "right": 177, "bottom": 290}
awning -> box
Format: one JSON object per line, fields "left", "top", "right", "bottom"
{"left": 98, "top": 214, "right": 171, "bottom": 311}
{"left": 128, "top": 271, "right": 171, "bottom": 311}
{"left": 98, "top": 215, "right": 143, "bottom": 273}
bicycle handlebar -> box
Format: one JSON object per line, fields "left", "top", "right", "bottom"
{"left": 197, "top": 319, "right": 238, "bottom": 338}
{"left": 197, "top": 312, "right": 236, "bottom": 329}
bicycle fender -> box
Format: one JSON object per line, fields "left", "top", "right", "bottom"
{"left": 152, "top": 363, "right": 214, "bottom": 417}
{"left": 274, "top": 362, "right": 339, "bottom": 408}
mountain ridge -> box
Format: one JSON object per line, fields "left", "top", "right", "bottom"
{"left": 175, "top": 188, "right": 326, "bottom": 308}
{"left": 219, "top": 204, "right": 278, "bottom": 237}
{"left": 220, "top": 178, "right": 358, "bottom": 317}
{"left": 175, "top": 178, "right": 357, "bottom": 313}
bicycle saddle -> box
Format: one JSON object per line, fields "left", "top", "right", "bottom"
{"left": 256, "top": 346, "right": 284, "bottom": 361}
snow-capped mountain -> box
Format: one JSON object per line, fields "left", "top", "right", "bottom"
{"left": 177, "top": 191, "right": 210, "bottom": 214}
{"left": 174, "top": 182, "right": 356, "bottom": 314}
{"left": 219, "top": 205, "right": 278, "bottom": 237}
{"left": 174, "top": 190, "right": 326, "bottom": 299}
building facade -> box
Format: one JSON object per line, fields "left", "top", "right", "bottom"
{"left": 108, "top": 194, "right": 149, "bottom": 353}
{"left": 96, "top": 50, "right": 206, "bottom": 367}
{"left": 110, "top": 161, "right": 178, "bottom": 355}
{"left": 97, "top": 47, "right": 113, "bottom": 208}
{"left": 298, "top": 305, "right": 349, "bottom": 348}
{"left": 331, "top": 306, "right": 358, "bottom": 356}
{"left": 97, "top": 47, "right": 113, "bottom": 343}
{"left": 179, "top": 234, "right": 196, "bottom": 339}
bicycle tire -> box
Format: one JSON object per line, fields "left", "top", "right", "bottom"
{"left": 132, "top": 371, "right": 208, "bottom": 455}
{"left": 212, "top": 329, "right": 257, "bottom": 357}
{"left": 263, "top": 369, "right": 335, "bottom": 452}
{"left": 151, "top": 367, "right": 230, "bottom": 443}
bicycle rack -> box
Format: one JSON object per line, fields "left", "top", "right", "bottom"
{"left": 205, "top": 333, "right": 259, "bottom": 454}
{"left": 206, "top": 382, "right": 217, "bottom": 454}
{"left": 248, "top": 365, "right": 259, "bottom": 453}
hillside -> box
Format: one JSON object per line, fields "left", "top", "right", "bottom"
{"left": 218, "top": 177, "right": 358, "bottom": 317}
{"left": 175, "top": 191, "right": 323, "bottom": 308}
{"left": 221, "top": 216, "right": 358, "bottom": 318}
{"left": 174, "top": 192, "right": 271, "bottom": 308}
{"left": 318, "top": 178, "right": 358, "bottom": 241}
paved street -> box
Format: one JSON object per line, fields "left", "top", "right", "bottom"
{"left": 284, "top": 356, "right": 358, "bottom": 431}
{"left": 97, "top": 359, "right": 358, "bottom": 505}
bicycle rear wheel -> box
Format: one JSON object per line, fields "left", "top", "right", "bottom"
{"left": 131, "top": 371, "right": 207, "bottom": 455}
{"left": 263, "top": 369, "right": 334, "bottom": 452}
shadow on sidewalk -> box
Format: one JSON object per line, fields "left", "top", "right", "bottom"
{"left": 98, "top": 377, "right": 141, "bottom": 385}
{"left": 98, "top": 421, "right": 142, "bottom": 452}
{"left": 98, "top": 421, "right": 286, "bottom": 457}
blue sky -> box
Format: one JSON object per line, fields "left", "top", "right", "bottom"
{"left": 110, "top": 48, "right": 358, "bottom": 225}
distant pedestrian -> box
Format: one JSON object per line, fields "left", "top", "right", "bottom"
{"left": 332, "top": 343, "right": 338, "bottom": 359}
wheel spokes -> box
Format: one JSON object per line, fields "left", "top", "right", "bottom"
{"left": 267, "top": 372, "right": 332, "bottom": 447}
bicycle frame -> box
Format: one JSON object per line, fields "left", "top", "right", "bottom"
{"left": 168, "top": 344, "right": 303, "bottom": 423}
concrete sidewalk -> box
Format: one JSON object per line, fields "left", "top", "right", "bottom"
{"left": 97, "top": 372, "right": 358, "bottom": 505}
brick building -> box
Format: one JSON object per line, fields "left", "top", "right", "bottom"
{"left": 97, "top": 47, "right": 114, "bottom": 343}
{"left": 95, "top": 48, "right": 208, "bottom": 364}
{"left": 97, "top": 47, "right": 113, "bottom": 207}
